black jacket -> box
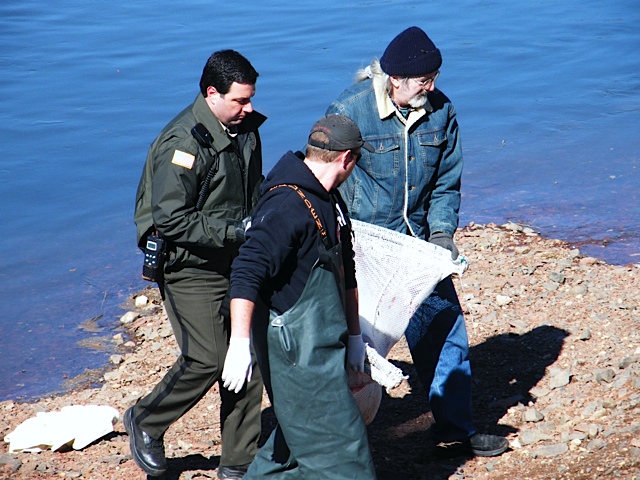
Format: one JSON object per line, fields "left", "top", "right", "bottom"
{"left": 229, "top": 150, "right": 356, "bottom": 314}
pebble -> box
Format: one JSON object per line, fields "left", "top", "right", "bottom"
{"left": 520, "top": 430, "right": 553, "bottom": 445}
{"left": 578, "top": 328, "right": 592, "bottom": 340}
{"left": 119, "top": 311, "right": 138, "bottom": 324}
{"left": 533, "top": 443, "right": 569, "bottom": 457}
{"left": 496, "top": 294, "right": 512, "bottom": 306}
{"left": 549, "top": 271, "right": 565, "bottom": 284}
{"left": 523, "top": 408, "right": 544, "bottom": 422}
{"left": 548, "top": 368, "right": 572, "bottom": 389}
{"left": 595, "top": 369, "right": 616, "bottom": 383}
{"left": 134, "top": 295, "right": 149, "bottom": 307}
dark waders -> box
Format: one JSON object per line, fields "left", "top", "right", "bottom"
{"left": 246, "top": 239, "right": 376, "bottom": 479}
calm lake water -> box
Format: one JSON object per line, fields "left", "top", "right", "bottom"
{"left": 1, "top": 0, "right": 638, "bottom": 401}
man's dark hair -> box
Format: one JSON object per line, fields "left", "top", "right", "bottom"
{"left": 199, "top": 50, "right": 259, "bottom": 96}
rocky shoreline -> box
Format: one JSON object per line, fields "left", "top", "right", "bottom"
{"left": 1, "top": 222, "right": 639, "bottom": 479}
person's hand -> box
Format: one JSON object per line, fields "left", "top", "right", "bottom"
{"left": 221, "top": 337, "right": 252, "bottom": 393}
{"left": 428, "top": 232, "right": 459, "bottom": 260}
{"left": 228, "top": 217, "right": 252, "bottom": 243}
{"left": 347, "top": 334, "right": 366, "bottom": 372}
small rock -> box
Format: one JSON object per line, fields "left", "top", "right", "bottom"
{"left": 533, "top": 443, "right": 569, "bottom": 457}
{"left": 159, "top": 326, "right": 173, "bottom": 338}
{"left": 578, "top": 328, "right": 592, "bottom": 340}
{"left": 104, "top": 370, "right": 123, "bottom": 382}
{"left": 496, "top": 295, "right": 512, "bottom": 307}
{"left": 619, "top": 356, "right": 639, "bottom": 369}
{"left": 571, "top": 284, "right": 588, "bottom": 295}
{"left": 120, "top": 311, "right": 138, "bottom": 324}
{"left": 504, "top": 222, "right": 522, "bottom": 232}
{"left": 481, "top": 311, "right": 498, "bottom": 322}
{"left": 530, "top": 386, "right": 550, "bottom": 398}
{"left": 587, "top": 438, "right": 607, "bottom": 451}
{"left": 100, "top": 455, "right": 128, "bottom": 466}
{"left": 549, "top": 271, "right": 565, "bottom": 284}
{"left": 581, "top": 401, "right": 600, "bottom": 417}
{"left": 135, "top": 295, "right": 149, "bottom": 307}
{"left": 579, "top": 257, "right": 598, "bottom": 266}
{"left": 549, "top": 368, "right": 572, "bottom": 389}
{"left": 588, "top": 424, "right": 602, "bottom": 438}
{"left": 523, "top": 408, "right": 544, "bottom": 422}
{"left": 109, "top": 354, "right": 124, "bottom": 365}
{"left": 594, "top": 369, "right": 615, "bottom": 384}
{"left": 509, "top": 319, "right": 528, "bottom": 330}
{"left": 519, "top": 429, "right": 553, "bottom": 445}
{"left": 0, "top": 453, "right": 21, "bottom": 471}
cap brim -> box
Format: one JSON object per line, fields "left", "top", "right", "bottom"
{"left": 362, "top": 141, "right": 375, "bottom": 153}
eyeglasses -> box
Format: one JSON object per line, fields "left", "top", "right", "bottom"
{"left": 351, "top": 149, "right": 362, "bottom": 162}
{"left": 411, "top": 71, "right": 440, "bottom": 89}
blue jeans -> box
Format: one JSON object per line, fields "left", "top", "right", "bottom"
{"left": 405, "top": 276, "right": 475, "bottom": 442}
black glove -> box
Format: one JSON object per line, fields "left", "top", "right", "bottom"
{"left": 229, "top": 217, "right": 251, "bottom": 243}
{"left": 428, "top": 232, "right": 459, "bottom": 260}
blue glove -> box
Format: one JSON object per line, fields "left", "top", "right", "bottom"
{"left": 428, "top": 232, "right": 459, "bottom": 260}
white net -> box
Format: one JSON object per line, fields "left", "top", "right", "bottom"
{"left": 349, "top": 219, "right": 469, "bottom": 424}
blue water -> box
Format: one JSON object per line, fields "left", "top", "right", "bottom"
{"left": 1, "top": 0, "right": 638, "bottom": 402}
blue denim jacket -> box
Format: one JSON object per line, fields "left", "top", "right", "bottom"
{"left": 327, "top": 75, "right": 463, "bottom": 240}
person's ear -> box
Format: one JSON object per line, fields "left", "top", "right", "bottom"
{"left": 341, "top": 150, "right": 353, "bottom": 170}
{"left": 206, "top": 85, "right": 220, "bottom": 100}
{"left": 389, "top": 76, "right": 402, "bottom": 89}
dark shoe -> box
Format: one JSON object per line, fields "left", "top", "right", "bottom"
{"left": 435, "top": 433, "right": 508, "bottom": 458}
{"left": 469, "top": 433, "right": 509, "bottom": 457}
{"left": 123, "top": 407, "right": 167, "bottom": 477}
{"left": 217, "top": 463, "right": 251, "bottom": 479}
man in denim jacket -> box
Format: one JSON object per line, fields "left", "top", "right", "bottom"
{"left": 327, "top": 26, "right": 508, "bottom": 458}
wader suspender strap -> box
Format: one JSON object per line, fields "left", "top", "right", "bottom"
{"left": 268, "top": 184, "right": 333, "bottom": 250}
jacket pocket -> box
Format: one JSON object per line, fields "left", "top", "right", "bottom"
{"left": 416, "top": 128, "right": 446, "bottom": 167}
{"left": 360, "top": 136, "right": 399, "bottom": 178}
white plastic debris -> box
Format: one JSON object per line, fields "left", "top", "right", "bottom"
{"left": 4, "top": 405, "right": 120, "bottom": 453}
{"left": 349, "top": 220, "right": 469, "bottom": 423}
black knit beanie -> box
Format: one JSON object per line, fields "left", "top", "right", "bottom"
{"left": 380, "top": 26, "right": 442, "bottom": 77}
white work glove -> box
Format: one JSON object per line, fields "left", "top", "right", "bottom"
{"left": 221, "top": 337, "right": 252, "bottom": 393}
{"left": 347, "top": 334, "right": 366, "bottom": 373}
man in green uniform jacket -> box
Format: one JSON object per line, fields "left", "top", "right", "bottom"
{"left": 126, "top": 49, "right": 265, "bottom": 480}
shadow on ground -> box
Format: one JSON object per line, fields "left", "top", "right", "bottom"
{"left": 365, "top": 324, "right": 569, "bottom": 479}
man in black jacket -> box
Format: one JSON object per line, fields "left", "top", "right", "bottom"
{"left": 221, "top": 115, "right": 377, "bottom": 478}
{"left": 126, "top": 49, "right": 265, "bottom": 480}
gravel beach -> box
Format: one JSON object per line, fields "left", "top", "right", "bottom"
{"left": 1, "top": 222, "right": 639, "bottom": 479}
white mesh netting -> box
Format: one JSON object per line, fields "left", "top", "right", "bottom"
{"left": 348, "top": 219, "right": 469, "bottom": 424}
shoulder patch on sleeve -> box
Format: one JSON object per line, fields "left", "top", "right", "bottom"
{"left": 171, "top": 150, "right": 195, "bottom": 169}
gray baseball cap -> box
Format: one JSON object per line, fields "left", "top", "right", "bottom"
{"left": 308, "top": 114, "right": 374, "bottom": 153}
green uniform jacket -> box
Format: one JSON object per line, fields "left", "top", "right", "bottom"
{"left": 134, "top": 93, "right": 266, "bottom": 275}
